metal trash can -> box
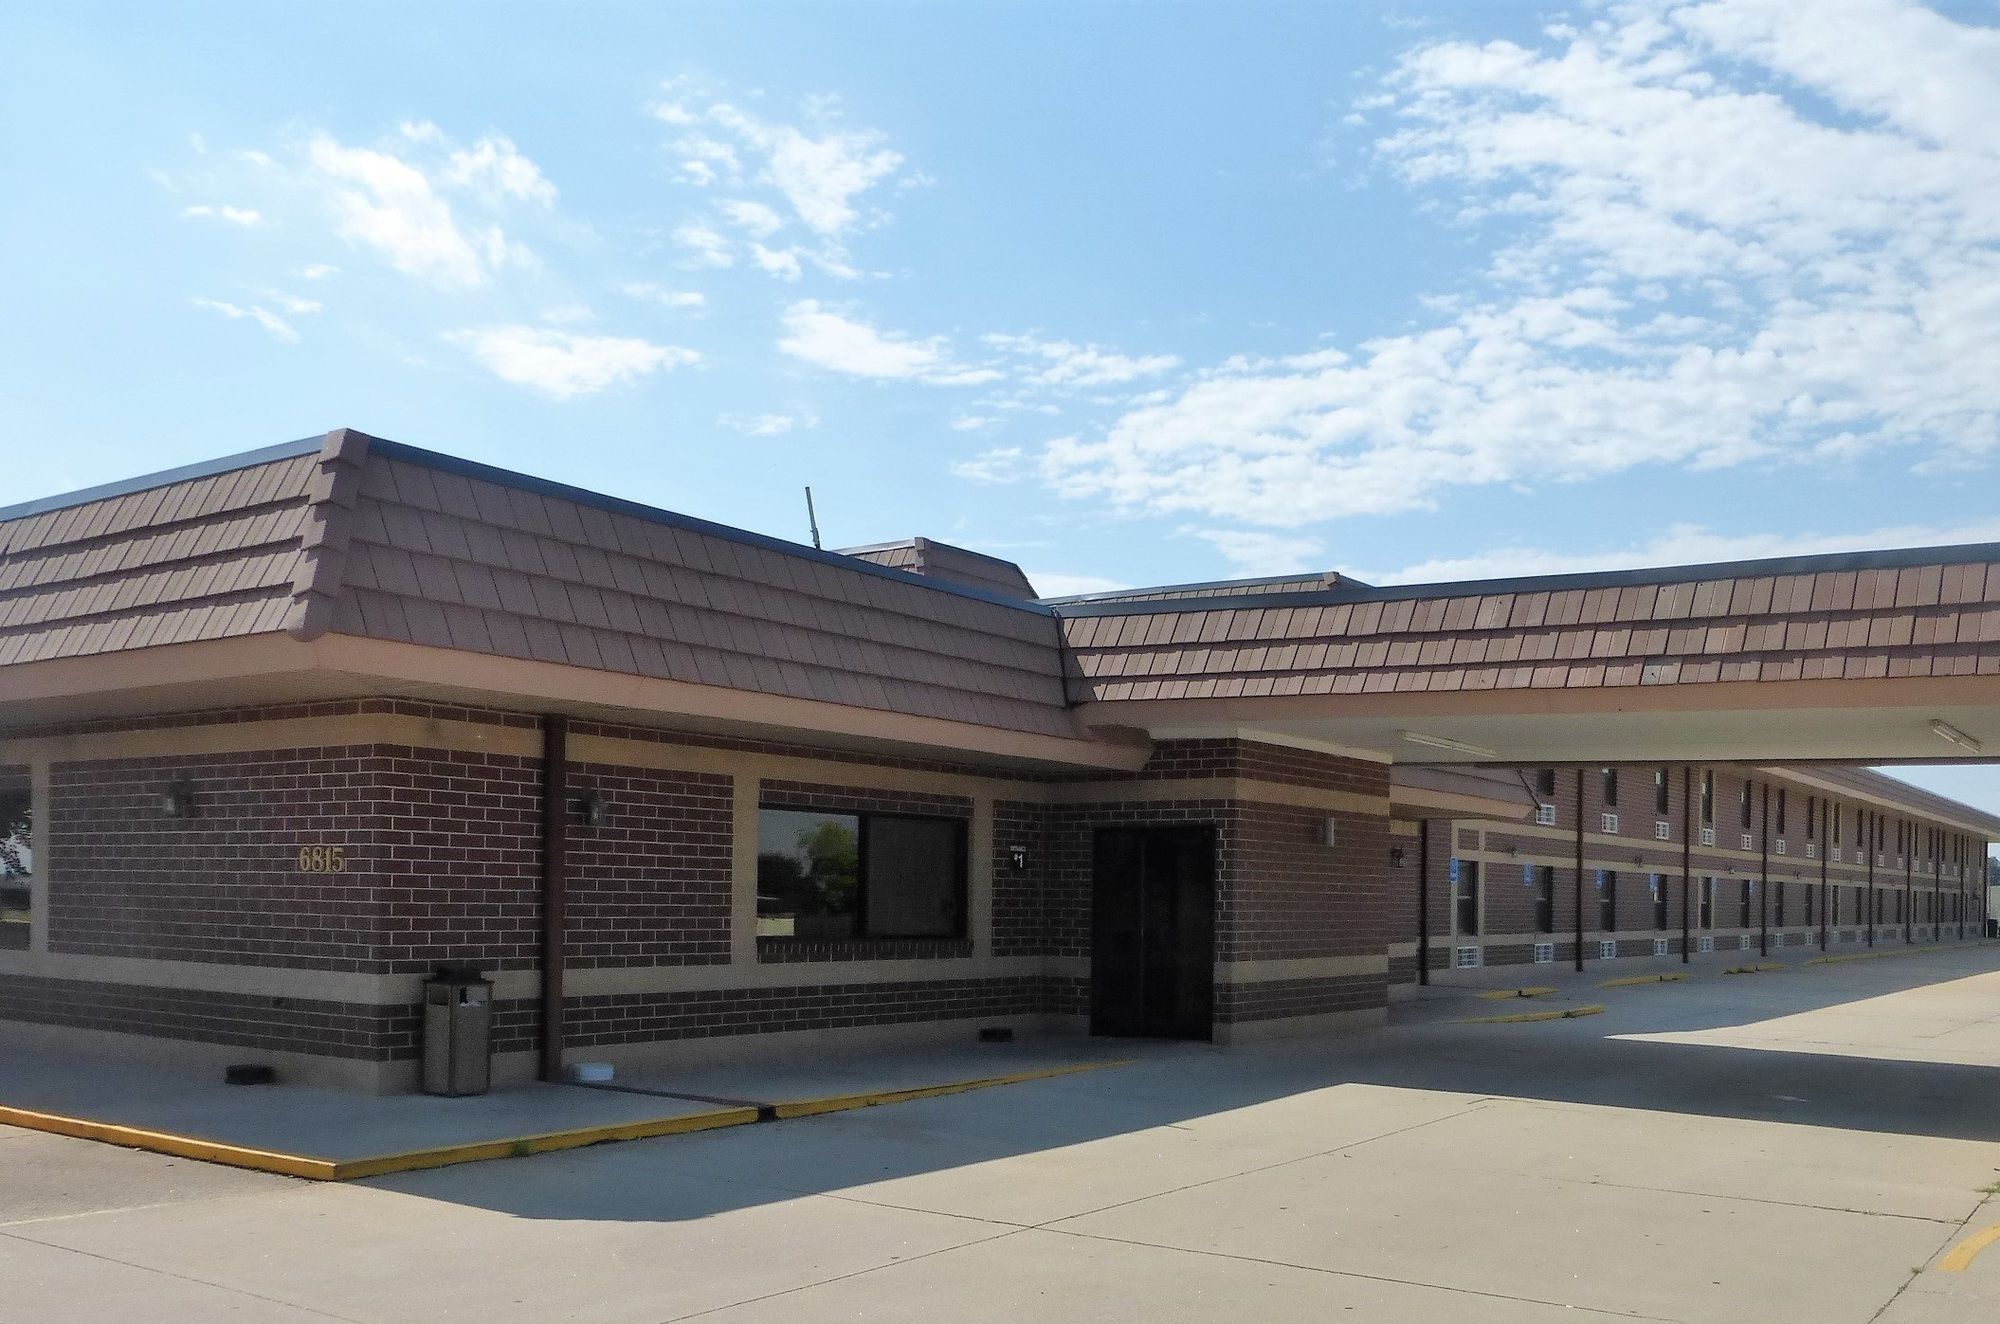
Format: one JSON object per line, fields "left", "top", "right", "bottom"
{"left": 422, "top": 968, "right": 493, "bottom": 1096}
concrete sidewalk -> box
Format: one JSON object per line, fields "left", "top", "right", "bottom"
{"left": 0, "top": 1033, "right": 1146, "bottom": 1179}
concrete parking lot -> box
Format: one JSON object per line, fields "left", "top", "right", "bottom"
{"left": 7, "top": 946, "right": 2000, "bottom": 1323}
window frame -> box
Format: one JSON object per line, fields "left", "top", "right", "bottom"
{"left": 755, "top": 804, "right": 971, "bottom": 943}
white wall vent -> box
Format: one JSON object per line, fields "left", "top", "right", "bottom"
{"left": 1533, "top": 942, "right": 1555, "bottom": 964}
{"left": 1697, "top": 935, "right": 1715, "bottom": 953}
{"left": 1700, "top": 827, "right": 1716, "bottom": 846}
{"left": 1831, "top": 846, "right": 1842, "bottom": 862}
{"left": 1454, "top": 945, "right": 1482, "bottom": 969}
{"left": 1535, "top": 803, "right": 1557, "bottom": 827}
{"left": 1652, "top": 938, "right": 1669, "bottom": 956}
{"left": 1805, "top": 843, "right": 1817, "bottom": 860}
{"left": 1600, "top": 812, "right": 1620, "bottom": 833}
{"left": 1738, "top": 934, "right": 1753, "bottom": 950}
{"left": 1598, "top": 939, "right": 1618, "bottom": 960}
{"left": 1655, "top": 819, "right": 1671, "bottom": 840}
{"left": 1741, "top": 832, "right": 1755, "bottom": 851}
{"left": 1774, "top": 839, "right": 1787, "bottom": 855}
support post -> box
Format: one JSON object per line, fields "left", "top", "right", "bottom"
{"left": 1759, "top": 782, "right": 1770, "bottom": 959}
{"left": 1416, "top": 820, "right": 1431, "bottom": 987}
{"left": 1866, "top": 812, "right": 1876, "bottom": 948}
{"left": 1819, "top": 801, "right": 1829, "bottom": 952}
{"left": 1574, "top": 769, "right": 1586, "bottom": 973}
{"left": 1680, "top": 766, "right": 1692, "bottom": 965}
{"left": 539, "top": 714, "right": 569, "bottom": 1084}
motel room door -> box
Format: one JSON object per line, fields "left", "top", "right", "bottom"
{"left": 1090, "top": 825, "right": 1216, "bottom": 1040}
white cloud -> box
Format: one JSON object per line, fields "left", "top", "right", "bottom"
{"left": 653, "top": 85, "right": 908, "bottom": 278}
{"left": 1043, "top": 0, "right": 2000, "bottom": 526}
{"left": 951, "top": 446, "right": 1028, "bottom": 482}
{"left": 448, "top": 325, "right": 700, "bottom": 398}
{"left": 986, "top": 334, "right": 1182, "bottom": 387}
{"left": 181, "top": 204, "right": 261, "bottom": 227}
{"left": 950, "top": 415, "right": 996, "bottom": 431}
{"left": 443, "top": 135, "right": 557, "bottom": 206}
{"left": 717, "top": 198, "right": 785, "bottom": 238}
{"left": 192, "top": 297, "right": 298, "bottom": 344}
{"left": 1190, "top": 529, "right": 1327, "bottom": 576}
{"left": 305, "top": 127, "right": 549, "bottom": 288}
{"left": 621, "top": 282, "right": 706, "bottom": 309}
{"left": 719, "top": 411, "right": 816, "bottom": 436}
{"left": 1028, "top": 571, "right": 1132, "bottom": 599}
{"left": 1358, "top": 516, "right": 2000, "bottom": 586}
{"left": 749, "top": 243, "right": 804, "bottom": 280}
{"left": 265, "top": 292, "right": 323, "bottom": 315}
{"left": 294, "top": 263, "right": 340, "bottom": 280}
{"left": 777, "top": 300, "right": 1000, "bottom": 385}
{"left": 673, "top": 221, "right": 733, "bottom": 268}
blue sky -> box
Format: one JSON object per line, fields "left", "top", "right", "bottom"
{"left": 7, "top": 0, "right": 2000, "bottom": 822}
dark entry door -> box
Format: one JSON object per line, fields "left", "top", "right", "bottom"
{"left": 1090, "top": 825, "right": 1215, "bottom": 1040}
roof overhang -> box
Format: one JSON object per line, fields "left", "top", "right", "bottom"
{"left": 1082, "top": 674, "right": 2000, "bottom": 770}
{"left": 0, "top": 634, "right": 1149, "bottom": 774}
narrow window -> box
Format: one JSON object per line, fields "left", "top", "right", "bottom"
{"left": 1651, "top": 873, "right": 1668, "bottom": 930}
{"left": 0, "top": 769, "right": 29, "bottom": 952}
{"left": 1739, "top": 877, "right": 1752, "bottom": 927}
{"left": 1776, "top": 789, "right": 1787, "bottom": 836}
{"left": 1654, "top": 768, "right": 1669, "bottom": 815}
{"left": 1740, "top": 780, "right": 1753, "bottom": 830}
{"left": 1700, "top": 877, "right": 1715, "bottom": 929}
{"left": 1536, "top": 768, "right": 1556, "bottom": 797}
{"left": 1535, "top": 865, "right": 1556, "bottom": 935}
{"left": 1807, "top": 796, "right": 1817, "bottom": 839}
{"left": 756, "top": 807, "right": 968, "bottom": 940}
{"left": 1598, "top": 869, "right": 1618, "bottom": 932}
{"left": 1700, "top": 771, "right": 1714, "bottom": 825}
{"left": 1453, "top": 860, "right": 1480, "bottom": 937}
{"left": 1775, "top": 878, "right": 1787, "bottom": 927}
{"left": 1602, "top": 768, "right": 1618, "bottom": 808}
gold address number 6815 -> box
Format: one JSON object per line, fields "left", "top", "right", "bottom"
{"left": 296, "top": 845, "right": 348, "bottom": 873}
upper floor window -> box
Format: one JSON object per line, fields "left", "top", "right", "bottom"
{"left": 1654, "top": 768, "right": 1669, "bottom": 815}
{"left": 1602, "top": 768, "right": 1619, "bottom": 807}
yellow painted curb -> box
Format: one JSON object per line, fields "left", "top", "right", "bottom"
{"left": 0, "top": 1100, "right": 759, "bottom": 1183}
{"left": 1807, "top": 947, "right": 1927, "bottom": 966}
{"left": 1600, "top": 972, "right": 1689, "bottom": 988}
{"left": 1458, "top": 1004, "right": 1605, "bottom": 1025}
{"left": 1938, "top": 1223, "right": 2000, "bottom": 1273}
{"left": 1476, "top": 986, "right": 1558, "bottom": 1001}
{"left": 771, "top": 1059, "right": 1130, "bottom": 1120}
{"left": 329, "top": 1105, "right": 761, "bottom": 1180}
{"left": 1724, "top": 963, "right": 1786, "bottom": 975}
{"left": 0, "top": 1103, "right": 339, "bottom": 1179}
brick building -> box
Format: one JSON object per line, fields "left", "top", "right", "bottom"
{"left": 1, "top": 429, "right": 1994, "bottom": 1089}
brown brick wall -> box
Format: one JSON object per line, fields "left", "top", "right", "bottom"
{"left": 565, "top": 760, "right": 731, "bottom": 968}
{"left": 0, "top": 972, "right": 416, "bottom": 1061}
{"left": 561, "top": 974, "right": 1045, "bottom": 1045}
{"left": 49, "top": 747, "right": 389, "bottom": 970}
{"left": 991, "top": 798, "right": 1050, "bottom": 957}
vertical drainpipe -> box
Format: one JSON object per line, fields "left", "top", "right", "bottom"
{"left": 1905, "top": 821, "right": 1913, "bottom": 945}
{"left": 1934, "top": 836, "right": 1942, "bottom": 943}
{"left": 1416, "top": 819, "right": 1430, "bottom": 988}
{"left": 1680, "top": 766, "right": 1692, "bottom": 965}
{"left": 1573, "top": 769, "right": 1586, "bottom": 973}
{"left": 1758, "top": 782, "right": 1770, "bottom": 959}
{"left": 1866, "top": 813, "right": 1876, "bottom": 948}
{"left": 1819, "top": 804, "right": 1829, "bottom": 952}
{"left": 539, "top": 714, "right": 570, "bottom": 1084}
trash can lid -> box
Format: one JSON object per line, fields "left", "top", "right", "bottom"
{"left": 428, "top": 965, "right": 491, "bottom": 985}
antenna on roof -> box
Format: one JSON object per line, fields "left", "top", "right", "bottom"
{"left": 804, "top": 486, "right": 822, "bottom": 550}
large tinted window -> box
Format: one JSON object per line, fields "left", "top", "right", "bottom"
{"left": 0, "top": 773, "right": 29, "bottom": 952}
{"left": 756, "top": 807, "right": 965, "bottom": 940}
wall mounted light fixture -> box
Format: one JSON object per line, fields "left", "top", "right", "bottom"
{"left": 575, "top": 789, "right": 610, "bottom": 828}
{"left": 1389, "top": 846, "right": 1407, "bottom": 869}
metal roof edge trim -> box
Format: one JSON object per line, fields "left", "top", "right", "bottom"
{"left": 1052, "top": 542, "right": 2000, "bottom": 618}
{"left": 0, "top": 436, "right": 326, "bottom": 523}
{"left": 365, "top": 438, "right": 1056, "bottom": 618}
